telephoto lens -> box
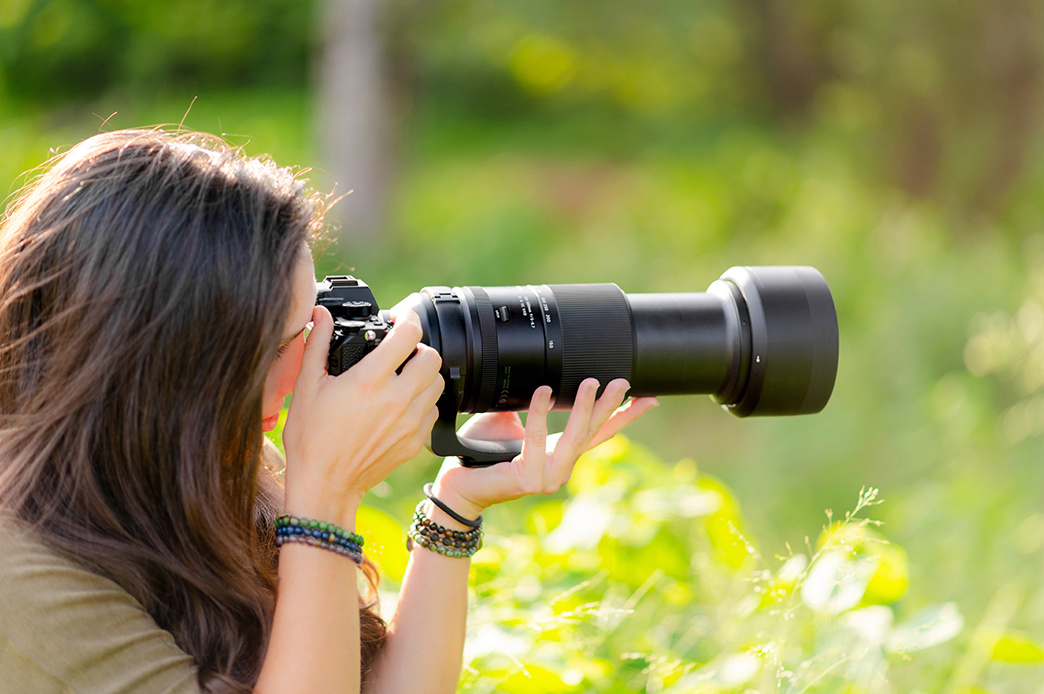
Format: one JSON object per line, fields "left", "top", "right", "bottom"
{"left": 349, "top": 265, "right": 839, "bottom": 465}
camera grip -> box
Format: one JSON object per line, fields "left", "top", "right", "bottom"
{"left": 429, "top": 391, "right": 521, "bottom": 466}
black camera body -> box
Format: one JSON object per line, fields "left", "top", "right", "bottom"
{"left": 317, "top": 267, "right": 839, "bottom": 466}
{"left": 316, "top": 276, "right": 391, "bottom": 375}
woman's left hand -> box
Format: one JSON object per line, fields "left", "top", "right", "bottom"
{"left": 429, "top": 378, "right": 658, "bottom": 520}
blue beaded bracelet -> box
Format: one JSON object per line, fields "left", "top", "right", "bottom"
{"left": 275, "top": 514, "right": 364, "bottom": 564}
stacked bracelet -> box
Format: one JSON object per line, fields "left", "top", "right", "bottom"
{"left": 407, "top": 498, "right": 483, "bottom": 558}
{"left": 275, "top": 514, "right": 365, "bottom": 565}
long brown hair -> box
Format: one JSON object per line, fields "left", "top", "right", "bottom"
{"left": 0, "top": 128, "right": 385, "bottom": 691}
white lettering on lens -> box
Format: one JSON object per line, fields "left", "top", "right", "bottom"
{"left": 523, "top": 296, "right": 536, "bottom": 329}
{"left": 498, "top": 367, "right": 512, "bottom": 405}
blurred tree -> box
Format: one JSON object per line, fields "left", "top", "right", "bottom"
{"left": 316, "top": 0, "right": 393, "bottom": 248}
{"left": 736, "top": 0, "right": 833, "bottom": 118}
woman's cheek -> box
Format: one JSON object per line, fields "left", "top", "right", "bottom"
{"left": 285, "top": 336, "right": 307, "bottom": 388}
{"left": 264, "top": 337, "right": 306, "bottom": 411}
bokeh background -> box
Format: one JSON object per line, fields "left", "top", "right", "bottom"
{"left": 4, "top": 1, "right": 1044, "bottom": 691}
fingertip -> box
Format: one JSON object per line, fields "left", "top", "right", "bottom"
{"left": 393, "top": 308, "right": 420, "bottom": 326}
{"left": 623, "top": 396, "right": 659, "bottom": 416}
{"left": 577, "top": 378, "right": 600, "bottom": 401}
{"left": 307, "top": 305, "right": 332, "bottom": 339}
{"left": 534, "top": 385, "right": 554, "bottom": 411}
{"left": 391, "top": 310, "right": 423, "bottom": 342}
{"left": 634, "top": 398, "right": 659, "bottom": 415}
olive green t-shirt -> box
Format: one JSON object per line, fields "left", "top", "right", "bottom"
{"left": 0, "top": 524, "right": 201, "bottom": 693}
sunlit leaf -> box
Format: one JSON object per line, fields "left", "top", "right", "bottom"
{"left": 885, "top": 603, "right": 964, "bottom": 653}
{"left": 862, "top": 543, "right": 909, "bottom": 606}
{"left": 497, "top": 663, "right": 582, "bottom": 694}
{"left": 842, "top": 605, "right": 895, "bottom": 647}
{"left": 801, "top": 551, "right": 878, "bottom": 614}
{"left": 989, "top": 631, "right": 1044, "bottom": 663}
{"left": 814, "top": 522, "right": 909, "bottom": 606}
{"left": 526, "top": 499, "right": 564, "bottom": 535}
{"left": 597, "top": 528, "right": 690, "bottom": 586}
{"left": 633, "top": 485, "right": 721, "bottom": 519}
{"left": 464, "top": 623, "right": 534, "bottom": 663}
{"left": 543, "top": 489, "right": 620, "bottom": 553}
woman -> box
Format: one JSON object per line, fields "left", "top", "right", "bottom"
{"left": 0, "top": 128, "right": 656, "bottom": 693}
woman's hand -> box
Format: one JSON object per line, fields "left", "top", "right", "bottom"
{"left": 430, "top": 378, "right": 659, "bottom": 520}
{"left": 281, "top": 305, "right": 443, "bottom": 525}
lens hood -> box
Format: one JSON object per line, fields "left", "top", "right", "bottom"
{"left": 714, "top": 266, "right": 838, "bottom": 417}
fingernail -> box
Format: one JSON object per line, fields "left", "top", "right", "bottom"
{"left": 540, "top": 387, "right": 554, "bottom": 408}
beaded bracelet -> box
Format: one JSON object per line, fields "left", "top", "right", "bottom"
{"left": 275, "top": 514, "right": 365, "bottom": 565}
{"left": 407, "top": 499, "right": 483, "bottom": 558}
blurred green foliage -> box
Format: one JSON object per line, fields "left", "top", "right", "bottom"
{"left": 357, "top": 437, "right": 1031, "bottom": 693}
{"left": 7, "top": 0, "right": 1044, "bottom": 690}
{"left": 0, "top": 0, "right": 315, "bottom": 102}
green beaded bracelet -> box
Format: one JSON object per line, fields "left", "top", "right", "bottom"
{"left": 275, "top": 514, "right": 364, "bottom": 548}
{"left": 275, "top": 514, "right": 365, "bottom": 563}
{"left": 407, "top": 499, "right": 483, "bottom": 558}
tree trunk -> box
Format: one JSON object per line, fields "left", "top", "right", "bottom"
{"left": 316, "top": 0, "right": 390, "bottom": 250}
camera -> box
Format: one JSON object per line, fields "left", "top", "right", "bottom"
{"left": 316, "top": 276, "right": 392, "bottom": 375}
{"left": 316, "top": 266, "right": 839, "bottom": 466}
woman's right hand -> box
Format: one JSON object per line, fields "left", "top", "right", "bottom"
{"left": 281, "top": 305, "right": 444, "bottom": 525}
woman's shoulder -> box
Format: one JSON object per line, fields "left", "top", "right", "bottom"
{"left": 0, "top": 520, "right": 202, "bottom": 693}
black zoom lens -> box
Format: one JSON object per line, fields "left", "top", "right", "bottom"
{"left": 390, "top": 266, "right": 838, "bottom": 465}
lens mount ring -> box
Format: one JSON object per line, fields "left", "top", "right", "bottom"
{"left": 461, "top": 286, "right": 500, "bottom": 413}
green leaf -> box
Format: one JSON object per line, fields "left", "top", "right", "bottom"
{"left": 493, "top": 663, "right": 582, "bottom": 694}
{"left": 990, "top": 631, "right": 1044, "bottom": 663}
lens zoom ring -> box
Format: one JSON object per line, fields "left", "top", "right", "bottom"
{"left": 468, "top": 287, "right": 500, "bottom": 411}
{"left": 551, "top": 284, "right": 634, "bottom": 398}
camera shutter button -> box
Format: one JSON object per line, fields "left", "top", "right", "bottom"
{"left": 341, "top": 300, "right": 374, "bottom": 319}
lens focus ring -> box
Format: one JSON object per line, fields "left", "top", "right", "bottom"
{"left": 551, "top": 284, "right": 634, "bottom": 404}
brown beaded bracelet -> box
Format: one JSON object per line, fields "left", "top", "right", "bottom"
{"left": 407, "top": 499, "right": 483, "bottom": 558}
